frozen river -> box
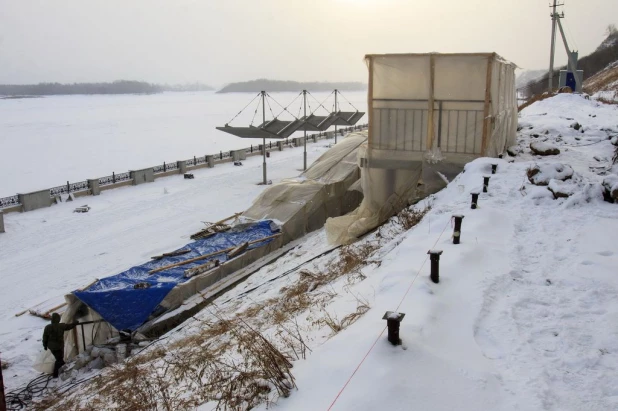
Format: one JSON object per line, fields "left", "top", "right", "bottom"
{"left": 0, "top": 90, "right": 367, "bottom": 197}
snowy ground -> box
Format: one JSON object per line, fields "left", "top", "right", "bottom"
{"left": 0, "top": 140, "right": 332, "bottom": 390}
{"left": 3, "top": 94, "right": 618, "bottom": 411}
{"left": 0, "top": 90, "right": 367, "bottom": 196}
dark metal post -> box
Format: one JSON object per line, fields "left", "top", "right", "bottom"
{"left": 194, "top": 156, "right": 196, "bottom": 164}
{"left": 0, "top": 354, "right": 5, "bottom": 411}
{"left": 112, "top": 171, "right": 116, "bottom": 183}
{"left": 81, "top": 323, "right": 86, "bottom": 353}
{"left": 491, "top": 164, "right": 498, "bottom": 174}
{"left": 67, "top": 181, "right": 70, "bottom": 194}
{"left": 452, "top": 214, "right": 464, "bottom": 244}
{"left": 382, "top": 311, "right": 405, "bottom": 346}
{"left": 334, "top": 89, "right": 338, "bottom": 144}
{"left": 303, "top": 90, "right": 307, "bottom": 171}
{"left": 427, "top": 250, "right": 443, "bottom": 283}
{"left": 471, "top": 192, "right": 479, "bottom": 209}
{"left": 483, "top": 176, "right": 490, "bottom": 193}
{"left": 163, "top": 162, "right": 166, "bottom": 172}
{"left": 220, "top": 151, "right": 223, "bottom": 160}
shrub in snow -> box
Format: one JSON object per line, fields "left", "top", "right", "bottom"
{"left": 602, "top": 175, "right": 618, "bottom": 202}
{"left": 507, "top": 145, "right": 520, "bottom": 156}
{"left": 527, "top": 163, "right": 574, "bottom": 186}
{"left": 530, "top": 141, "right": 560, "bottom": 156}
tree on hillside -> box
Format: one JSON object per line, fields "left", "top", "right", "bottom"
{"left": 607, "top": 24, "right": 617, "bottom": 36}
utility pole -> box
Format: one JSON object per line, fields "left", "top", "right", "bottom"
{"left": 0, "top": 354, "right": 6, "bottom": 411}
{"left": 303, "top": 90, "right": 307, "bottom": 171}
{"left": 548, "top": 0, "right": 558, "bottom": 91}
{"left": 334, "top": 89, "right": 338, "bottom": 144}
{"left": 261, "top": 90, "right": 267, "bottom": 185}
{"left": 556, "top": 18, "right": 582, "bottom": 90}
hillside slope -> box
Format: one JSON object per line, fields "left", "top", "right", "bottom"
{"left": 584, "top": 61, "right": 618, "bottom": 102}
{"left": 25, "top": 95, "right": 618, "bottom": 411}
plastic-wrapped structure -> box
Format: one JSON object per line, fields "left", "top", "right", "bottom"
{"left": 326, "top": 53, "right": 517, "bottom": 245}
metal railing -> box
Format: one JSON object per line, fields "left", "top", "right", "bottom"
{"left": 0, "top": 195, "right": 20, "bottom": 208}
{"left": 49, "top": 180, "right": 90, "bottom": 197}
{"left": 0, "top": 124, "right": 368, "bottom": 210}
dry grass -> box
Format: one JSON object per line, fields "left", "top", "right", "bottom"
{"left": 518, "top": 92, "right": 557, "bottom": 112}
{"left": 38, "top": 205, "right": 431, "bottom": 410}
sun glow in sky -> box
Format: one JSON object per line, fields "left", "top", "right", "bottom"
{"left": 0, "top": 0, "right": 614, "bottom": 85}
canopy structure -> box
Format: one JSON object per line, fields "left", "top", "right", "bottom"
{"left": 215, "top": 91, "right": 365, "bottom": 140}
{"left": 326, "top": 52, "right": 517, "bottom": 245}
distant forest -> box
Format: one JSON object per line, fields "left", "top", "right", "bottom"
{"left": 217, "top": 79, "right": 366, "bottom": 93}
{"left": 0, "top": 80, "right": 213, "bottom": 97}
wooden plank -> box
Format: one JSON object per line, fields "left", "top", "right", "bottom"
{"left": 426, "top": 54, "right": 436, "bottom": 151}
{"left": 227, "top": 242, "right": 249, "bottom": 259}
{"left": 149, "top": 233, "right": 281, "bottom": 274}
{"left": 367, "top": 56, "right": 374, "bottom": 147}
{"left": 151, "top": 249, "right": 191, "bottom": 260}
{"left": 481, "top": 53, "right": 496, "bottom": 155}
{"left": 184, "top": 259, "right": 220, "bottom": 279}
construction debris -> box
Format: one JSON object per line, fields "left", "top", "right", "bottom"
{"left": 227, "top": 241, "right": 249, "bottom": 259}
{"left": 73, "top": 205, "right": 90, "bottom": 213}
{"left": 149, "top": 233, "right": 282, "bottom": 275}
{"left": 151, "top": 249, "right": 191, "bottom": 261}
{"left": 190, "top": 212, "right": 241, "bottom": 240}
{"left": 184, "top": 259, "right": 220, "bottom": 279}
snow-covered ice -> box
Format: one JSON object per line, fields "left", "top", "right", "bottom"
{"left": 0, "top": 90, "right": 367, "bottom": 196}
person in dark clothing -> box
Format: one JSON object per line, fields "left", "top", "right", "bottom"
{"left": 42, "top": 313, "right": 78, "bottom": 378}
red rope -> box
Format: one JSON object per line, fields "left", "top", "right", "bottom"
{"left": 327, "top": 218, "right": 451, "bottom": 410}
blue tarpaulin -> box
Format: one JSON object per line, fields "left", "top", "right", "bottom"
{"left": 73, "top": 221, "right": 278, "bottom": 331}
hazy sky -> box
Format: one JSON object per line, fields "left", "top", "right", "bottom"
{"left": 0, "top": 0, "right": 615, "bottom": 86}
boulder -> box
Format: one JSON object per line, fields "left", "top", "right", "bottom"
{"left": 602, "top": 175, "right": 618, "bottom": 202}
{"left": 88, "top": 357, "right": 104, "bottom": 371}
{"left": 547, "top": 179, "right": 578, "bottom": 199}
{"left": 507, "top": 145, "right": 520, "bottom": 157}
{"left": 103, "top": 352, "right": 117, "bottom": 366}
{"left": 530, "top": 142, "right": 560, "bottom": 156}
{"left": 527, "top": 163, "right": 574, "bottom": 186}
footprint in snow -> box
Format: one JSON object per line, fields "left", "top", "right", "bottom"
{"left": 580, "top": 260, "right": 594, "bottom": 266}
{"left": 597, "top": 251, "right": 613, "bottom": 257}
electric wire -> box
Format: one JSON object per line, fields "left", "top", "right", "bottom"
{"left": 224, "top": 92, "right": 261, "bottom": 125}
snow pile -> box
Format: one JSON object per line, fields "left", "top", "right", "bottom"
{"left": 526, "top": 163, "right": 574, "bottom": 185}
{"left": 530, "top": 141, "right": 560, "bottom": 155}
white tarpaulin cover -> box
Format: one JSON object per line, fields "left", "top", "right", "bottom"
{"left": 326, "top": 53, "right": 517, "bottom": 244}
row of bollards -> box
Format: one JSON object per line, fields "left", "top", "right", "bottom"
{"left": 383, "top": 163, "right": 498, "bottom": 346}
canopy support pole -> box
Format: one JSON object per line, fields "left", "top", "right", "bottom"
{"left": 303, "top": 90, "right": 307, "bottom": 170}
{"left": 334, "top": 89, "right": 338, "bottom": 144}
{"left": 261, "top": 91, "right": 267, "bottom": 185}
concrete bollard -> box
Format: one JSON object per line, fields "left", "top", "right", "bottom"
{"left": 483, "top": 176, "right": 490, "bottom": 193}
{"left": 471, "top": 192, "right": 479, "bottom": 209}
{"left": 452, "top": 214, "right": 464, "bottom": 244}
{"left": 206, "top": 155, "right": 214, "bottom": 168}
{"left": 0, "top": 210, "right": 4, "bottom": 233}
{"left": 88, "top": 179, "right": 101, "bottom": 196}
{"left": 382, "top": 311, "right": 405, "bottom": 346}
{"left": 491, "top": 164, "right": 498, "bottom": 174}
{"left": 427, "top": 250, "right": 443, "bottom": 283}
{"left": 177, "top": 160, "right": 187, "bottom": 175}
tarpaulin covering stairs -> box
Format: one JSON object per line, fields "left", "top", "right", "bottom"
{"left": 73, "top": 221, "right": 279, "bottom": 331}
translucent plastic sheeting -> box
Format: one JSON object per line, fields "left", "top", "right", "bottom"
{"left": 326, "top": 53, "right": 517, "bottom": 245}
{"left": 242, "top": 133, "right": 367, "bottom": 242}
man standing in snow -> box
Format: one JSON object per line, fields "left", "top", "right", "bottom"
{"left": 42, "top": 313, "right": 78, "bottom": 378}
